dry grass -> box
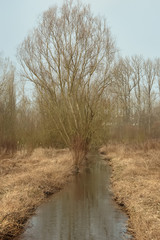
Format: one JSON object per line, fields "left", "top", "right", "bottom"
{"left": 0, "top": 148, "right": 74, "bottom": 240}
{"left": 100, "top": 141, "right": 160, "bottom": 240}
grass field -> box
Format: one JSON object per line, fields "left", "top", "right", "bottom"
{"left": 100, "top": 141, "right": 160, "bottom": 240}
{"left": 0, "top": 148, "right": 74, "bottom": 240}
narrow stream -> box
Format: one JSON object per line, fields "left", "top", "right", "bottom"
{"left": 19, "top": 154, "right": 132, "bottom": 240}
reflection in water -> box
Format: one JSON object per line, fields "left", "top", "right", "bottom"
{"left": 19, "top": 155, "right": 132, "bottom": 240}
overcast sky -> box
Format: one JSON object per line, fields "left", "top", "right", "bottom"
{"left": 0, "top": 0, "right": 160, "bottom": 64}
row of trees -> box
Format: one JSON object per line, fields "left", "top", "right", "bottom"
{"left": 0, "top": 57, "right": 41, "bottom": 152}
{"left": 107, "top": 56, "right": 160, "bottom": 142}
{"left": 1, "top": 1, "right": 160, "bottom": 162}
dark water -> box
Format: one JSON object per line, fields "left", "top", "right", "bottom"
{"left": 19, "top": 154, "right": 132, "bottom": 240}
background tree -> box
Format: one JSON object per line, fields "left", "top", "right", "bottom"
{"left": 131, "top": 55, "right": 143, "bottom": 129}
{"left": 143, "top": 59, "right": 158, "bottom": 135}
{"left": 0, "top": 57, "right": 16, "bottom": 152}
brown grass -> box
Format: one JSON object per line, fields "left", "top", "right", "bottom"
{"left": 100, "top": 141, "right": 160, "bottom": 240}
{"left": 0, "top": 148, "right": 74, "bottom": 240}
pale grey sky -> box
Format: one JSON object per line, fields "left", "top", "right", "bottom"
{"left": 0, "top": 0, "right": 160, "bottom": 64}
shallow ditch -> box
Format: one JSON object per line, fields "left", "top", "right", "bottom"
{"left": 18, "top": 154, "right": 132, "bottom": 240}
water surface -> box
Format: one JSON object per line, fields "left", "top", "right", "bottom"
{"left": 19, "top": 154, "right": 131, "bottom": 240}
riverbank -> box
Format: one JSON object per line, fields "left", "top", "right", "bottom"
{"left": 0, "top": 148, "right": 74, "bottom": 240}
{"left": 100, "top": 142, "right": 160, "bottom": 240}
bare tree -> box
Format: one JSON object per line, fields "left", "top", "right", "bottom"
{"left": 18, "top": 0, "right": 116, "bottom": 167}
{"left": 0, "top": 57, "right": 16, "bottom": 152}
{"left": 112, "top": 57, "right": 136, "bottom": 123}
{"left": 143, "top": 59, "right": 157, "bottom": 135}
{"left": 131, "top": 55, "right": 143, "bottom": 128}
